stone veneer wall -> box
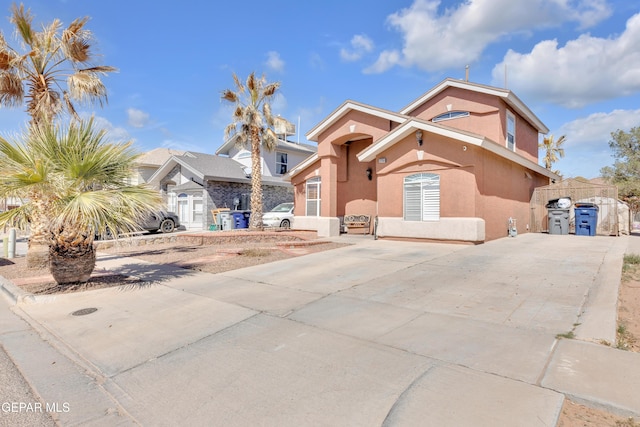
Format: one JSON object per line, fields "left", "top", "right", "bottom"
{"left": 205, "top": 181, "right": 293, "bottom": 226}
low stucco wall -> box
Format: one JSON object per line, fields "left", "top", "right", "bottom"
{"left": 292, "top": 216, "right": 341, "bottom": 237}
{"left": 376, "top": 217, "right": 485, "bottom": 243}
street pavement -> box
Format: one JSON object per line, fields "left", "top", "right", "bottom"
{"left": 1, "top": 232, "right": 639, "bottom": 426}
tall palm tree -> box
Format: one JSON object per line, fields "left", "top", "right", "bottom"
{"left": 0, "top": 3, "right": 116, "bottom": 123}
{"left": 0, "top": 3, "right": 117, "bottom": 267}
{"left": 0, "top": 118, "right": 163, "bottom": 285}
{"left": 539, "top": 134, "right": 566, "bottom": 174}
{"left": 221, "top": 72, "right": 280, "bottom": 230}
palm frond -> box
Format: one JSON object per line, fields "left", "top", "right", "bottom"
{"left": 10, "top": 4, "right": 34, "bottom": 46}
{"left": 67, "top": 71, "right": 108, "bottom": 104}
{"left": 0, "top": 72, "right": 24, "bottom": 106}
{"left": 0, "top": 203, "right": 31, "bottom": 230}
{"left": 232, "top": 73, "right": 244, "bottom": 92}
{"left": 221, "top": 89, "right": 238, "bottom": 103}
{"left": 246, "top": 72, "right": 256, "bottom": 92}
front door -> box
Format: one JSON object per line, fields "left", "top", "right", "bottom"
{"left": 177, "top": 193, "right": 204, "bottom": 230}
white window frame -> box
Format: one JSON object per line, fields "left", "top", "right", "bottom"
{"left": 506, "top": 110, "right": 516, "bottom": 151}
{"left": 432, "top": 111, "right": 470, "bottom": 123}
{"left": 403, "top": 173, "right": 440, "bottom": 221}
{"left": 276, "top": 151, "right": 288, "bottom": 175}
{"left": 305, "top": 177, "right": 321, "bottom": 216}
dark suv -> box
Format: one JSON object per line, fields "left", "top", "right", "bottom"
{"left": 96, "top": 211, "right": 180, "bottom": 240}
{"left": 142, "top": 211, "right": 180, "bottom": 233}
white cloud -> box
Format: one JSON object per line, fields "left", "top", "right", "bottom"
{"left": 364, "top": 50, "right": 401, "bottom": 74}
{"left": 340, "top": 34, "right": 374, "bottom": 61}
{"left": 127, "top": 108, "right": 150, "bottom": 128}
{"left": 556, "top": 109, "right": 640, "bottom": 150}
{"left": 551, "top": 109, "right": 640, "bottom": 178}
{"left": 266, "top": 51, "right": 285, "bottom": 73}
{"left": 87, "top": 115, "right": 131, "bottom": 142}
{"left": 366, "top": 0, "right": 611, "bottom": 73}
{"left": 492, "top": 13, "right": 640, "bottom": 108}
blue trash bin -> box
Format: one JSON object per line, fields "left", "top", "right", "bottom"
{"left": 232, "top": 212, "right": 247, "bottom": 229}
{"left": 574, "top": 203, "right": 598, "bottom": 236}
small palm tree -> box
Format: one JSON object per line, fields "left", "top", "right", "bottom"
{"left": 0, "top": 119, "right": 163, "bottom": 285}
{"left": 539, "top": 134, "right": 566, "bottom": 174}
{"left": 221, "top": 72, "right": 280, "bottom": 230}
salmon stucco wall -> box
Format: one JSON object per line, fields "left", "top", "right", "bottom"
{"left": 372, "top": 132, "right": 548, "bottom": 241}
{"left": 337, "top": 138, "right": 377, "bottom": 218}
{"left": 407, "top": 87, "right": 540, "bottom": 165}
{"left": 291, "top": 160, "right": 321, "bottom": 216}
{"left": 375, "top": 133, "right": 477, "bottom": 219}
{"left": 316, "top": 110, "right": 393, "bottom": 156}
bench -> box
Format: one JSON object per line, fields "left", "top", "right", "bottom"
{"left": 343, "top": 214, "right": 371, "bottom": 235}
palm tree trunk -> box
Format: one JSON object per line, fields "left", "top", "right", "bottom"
{"left": 49, "top": 227, "right": 95, "bottom": 285}
{"left": 26, "top": 196, "right": 53, "bottom": 269}
{"left": 249, "top": 127, "right": 264, "bottom": 230}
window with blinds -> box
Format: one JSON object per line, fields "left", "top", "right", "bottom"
{"left": 306, "top": 177, "right": 321, "bottom": 216}
{"left": 403, "top": 173, "right": 440, "bottom": 221}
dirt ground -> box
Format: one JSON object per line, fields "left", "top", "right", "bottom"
{"left": 2, "top": 231, "right": 640, "bottom": 426}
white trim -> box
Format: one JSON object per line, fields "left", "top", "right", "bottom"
{"left": 148, "top": 156, "right": 205, "bottom": 186}
{"left": 357, "top": 119, "right": 559, "bottom": 180}
{"left": 283, "top": 153, "right": 318, "bottom": 181}
{"left": 306, "top": 101, "right": 406, "bottom": 142}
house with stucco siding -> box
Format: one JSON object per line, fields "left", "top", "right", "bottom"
{"left": 285, "top": 78, "right": 559, "bottom": 243}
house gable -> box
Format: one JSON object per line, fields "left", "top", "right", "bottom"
{"left": 306, "top": 100, "right": 406, "bottom": 143}
{"left": 400, "top": 78, "right": 548, "bottom": 134}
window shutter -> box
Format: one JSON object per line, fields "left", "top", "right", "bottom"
{"left": 404, "top": 183, "right": 421, "bottom": 221}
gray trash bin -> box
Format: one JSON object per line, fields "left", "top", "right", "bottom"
{"left": 546, "top": 197, "right": 571, "bottom": 235}
{"left": 548, "top": 209, "right": 570, "bottom": 235}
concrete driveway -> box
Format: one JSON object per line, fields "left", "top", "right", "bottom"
{"left": 2, "top": 233, "right": 637, "bottom": 426}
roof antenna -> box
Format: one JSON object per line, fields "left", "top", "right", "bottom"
{"left": 465, "top": 65, "right": 469, "bottom": 82}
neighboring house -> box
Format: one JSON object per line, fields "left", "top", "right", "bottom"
{"left": 286, "top": 78, "right": 559, "bottom": 243}
{"left": 145, "top": 151, "right": 294, "bottom": 230}
{"left": 132, "top": 148, "right": 187, "bottom": 185}
{"left": 215, "top": 134, "right": 317, "bottom": 177}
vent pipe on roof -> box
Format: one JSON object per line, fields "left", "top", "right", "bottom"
{"left": 465, "top": 65, "right": 469, "bottom": 82}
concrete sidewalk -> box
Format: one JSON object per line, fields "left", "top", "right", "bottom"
{"left": 1, "top": 233, "right": 639, "bottom": 426}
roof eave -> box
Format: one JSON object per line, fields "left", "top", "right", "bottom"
{"left": 357, "top": 119, "right": 559, "bottom": 181}
{"left": 284, "top": 153, "right": 319, "bottom": 181}
{"left": 399, "top": 78, "right": 549, "bottom": 134}
{"left": 306, "top": 101, "right": 406, "bottom": 142}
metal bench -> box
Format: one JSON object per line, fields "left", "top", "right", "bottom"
{"left": 343, "top": 214, "right": 371, "bottom": 235}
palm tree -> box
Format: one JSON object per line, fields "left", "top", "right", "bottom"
{"left": 0, "top": 118, "right": 163, "bottom": 285}
{"left": 221, "top": 72, "right": 280, "bottom": 230}
{"left": 0, "top": 3, "right": 117, "bottom": 267}
{"left": 539, "top": 134, "right": 566, "bottom": 174}
{"left": 0, "top": 3, "right": 116, "bottom": 123}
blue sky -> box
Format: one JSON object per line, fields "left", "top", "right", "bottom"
{"left": 0, "top": 0, "right": 639, "bottom": 179}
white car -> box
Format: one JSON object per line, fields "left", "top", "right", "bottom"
{"left": 262, "top": 202, "right": 294, "bottom": 228}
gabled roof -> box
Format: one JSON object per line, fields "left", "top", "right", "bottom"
{"left": 305, "top": 100, "right": 407, "bottom": 142}
{"left": 400, "top": 78, "right": 549, "bottom": 134}
{"left": 215, "top": 134, "right": 317, "bottom": 156}
{"left": 148, "top": 152, "right": 249, "bottom": 186}
{"left": 136, "top": 147, "right": 187, "bottom": 166}
{"left": 357, "top": 118, "right": 559, "bottom": 180}
{"left": 148, "top": 151, "right": 291, "bottom": 187}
